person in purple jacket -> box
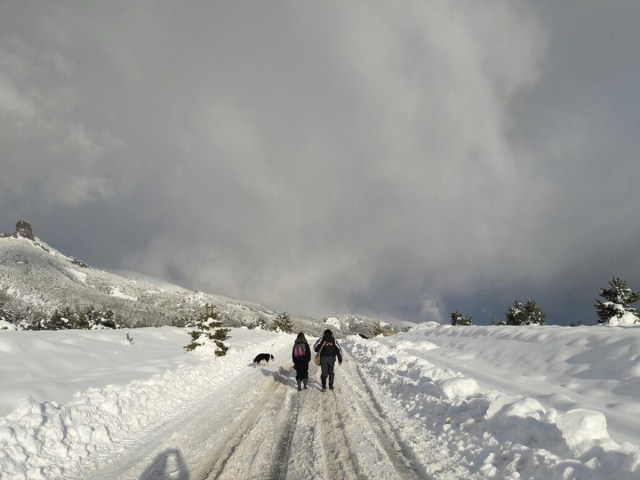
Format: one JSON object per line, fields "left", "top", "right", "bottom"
{"left": 314, "top": 329, "right": 343, "bottom": 392}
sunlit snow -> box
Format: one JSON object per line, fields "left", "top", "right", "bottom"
{"left": 1, "top": 324, "right": 639, "bottom": 479}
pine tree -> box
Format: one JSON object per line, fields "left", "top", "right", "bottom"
{"left": 524, "top": 299, "right": 546, "bottom": 325}
{"left": 184, "top": 304, "right": 231, "bottom": 355}
{"left": 74, "top": 308, "right": 91, "bottom": 329}
{"left": 99, "top": 309, "right": 119, "bottom": 329}
{"left": 47, "top": 308, "right": 70, "bottom": 330}
{"left": 505, "top": 300, "right": 524, "bottom": 325}
{"left": 256, "top": 315, "right": 268, "bottom": 330}
{"left": 450, "top": 310, "right": 474, "bottom": 326}
{"left": 594, "top": 276, "right": 640, "bottom": 325}
{"left": 273, "top": 312, "right": 294, "bottom": 333}
{"left": 505, "top": 299, "right": 545, "bottom": 325}
{"left": 211, "top": 325, "right": 230, "bottom": 356}
{"left": 0, "top": 302, "right": 17, "bottom": 329}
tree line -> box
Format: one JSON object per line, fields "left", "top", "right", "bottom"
{"left": 451, "top": 276, "right": 640, "bottom": 327}
{"left": 0, "top": 304, "right": 122, "bottom": 330}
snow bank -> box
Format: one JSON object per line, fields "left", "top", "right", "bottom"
{"left": 607, "top": 309, "right": 640, "bottom": 326}
{"left": 345, "top": 325, "right": 640, "bottom": 479}
{"left": 0, "top": 327, "right": 284, "bottom": 479}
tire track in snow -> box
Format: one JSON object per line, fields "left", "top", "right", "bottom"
{"left": 80, "top": 341, "right": 295, "bottom": 480}
{"left": 288, "top": 349, "right": 428, "bottom": 480}
{"left": 318, "top": 383, "right": 363, "bottom": 479}
{"left": 284, "top": 373, "right": 329, "bottom": 479}
{"left": 203, "top": 365, "right": 297, "bottom": 480}
{"left": 320, "top": 350, "right": 428, "bottom": 480}
{"left": 341, "top": 350, "right": 432, "bottom": 480}
{"left": 72, "top": 336, "right": 450, "bottom": 480}
{"left": 65, "top": 340, "right": 293, "bottom": 480}
{"left": 343, "top": 340, "right": 474, "bottom": 479}
{"left": 269, "top": 376, "right": 302, "bottom": 480}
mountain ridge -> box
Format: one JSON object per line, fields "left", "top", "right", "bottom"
{"left": 0, "top": 221, "right": 405, "bottom": 336}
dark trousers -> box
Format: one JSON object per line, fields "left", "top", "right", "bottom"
{"left": 320, "top": 356, "right": 336, "bottom": 388}
{"left": 294, "top": 361, "right": 309, "bottom": 380}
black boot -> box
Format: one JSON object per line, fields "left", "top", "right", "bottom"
{"left": 329, "top": 374, "right": 334, "bottom": 390}
{"left": 303, "top": 378, "right": 307, "bottom": 389}
{"left": 296, "top": 379, "right": 302, "bottom": 391}
{"left": 321, "top": 376, "right": 327, "bottom": 392}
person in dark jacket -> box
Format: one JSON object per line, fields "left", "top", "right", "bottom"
{"left": 292, "top": 332, "right": 312, "bottom": 391}
{"left": 314, "top": 329, "right": 343, "bottom": 392}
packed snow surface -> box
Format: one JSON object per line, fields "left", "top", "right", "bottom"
{"left": 1, "top": 323, "right": 639, "bottom": 479}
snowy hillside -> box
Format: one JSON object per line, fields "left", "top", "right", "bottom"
{"left": 1, "top": 323, "right": 639, "bottom": 479}
{"left": 0, "top": 230, "right": 399, "bottom": 337}
{"left": 0, "top": 233, "right": 280, "bottom": 329}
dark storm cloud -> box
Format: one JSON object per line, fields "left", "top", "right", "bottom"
{"left": 1, "top": 1, "right": 639, "bottom": 324}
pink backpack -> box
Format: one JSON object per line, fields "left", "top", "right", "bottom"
{"left": 293, "top": 343, "right": 306, "bottom": 359}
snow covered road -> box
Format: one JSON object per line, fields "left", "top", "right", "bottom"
{"left": 2, "top": 325, "right": 640, "bottom": 479}
{"left": 67, "top": 335, "right": 442, "bottom": 480}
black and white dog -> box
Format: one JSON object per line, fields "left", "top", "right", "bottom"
{"left": 253, "top": 353, "right": 274, "bottom": 364}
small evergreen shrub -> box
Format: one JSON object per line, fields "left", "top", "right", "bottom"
{"left": 505, "top": 299, "right": 545, "bottom": 325}
{"left": 594, "top": 276, "right": 640, "bottom": 325}
{"left": 451, "top": 310, "right": 474, "bottom": 326}
{"left": 273, "top": 312, "right": 294, "bottom": 333}
{"left": 184, "top": 304, "right": 231, "bottom": 355}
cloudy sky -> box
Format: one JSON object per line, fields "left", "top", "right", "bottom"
{"left": 2, "top": 1, "right": 639, "bottom": 325}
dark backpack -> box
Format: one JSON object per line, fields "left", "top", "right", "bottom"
{"left": 322, "top": 340, "right": 334, "bottom": 354}
{"left": 293, "top": 343, "right": 306, "bottom": 359}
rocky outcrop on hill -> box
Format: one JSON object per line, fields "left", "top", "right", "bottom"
{"left": 15, "top": 220, "right": 34, "bottom": 240}
{"left": 1, "top": 220, "right": 35, "bottom": 240}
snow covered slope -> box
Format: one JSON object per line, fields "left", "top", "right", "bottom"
{"left": 0, "top": 233, "right": 399, "bottom": 336}
{"left": 0, "top": 323, "right": 639, "bottom": 479}
{"left": 0, "top": 234, "right": 282, "bottom": 328}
